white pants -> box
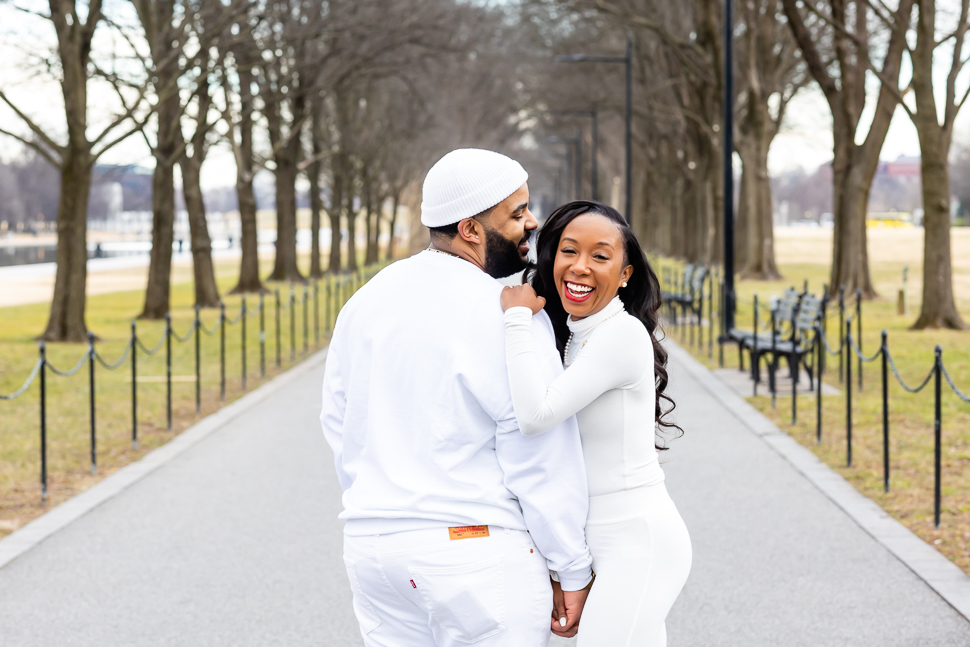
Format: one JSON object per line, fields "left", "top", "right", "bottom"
{"left": 343, "top": 526, "right": 553, "bottom": 647}
{"left": 577, "top": 483, "right": 692, "bottom": 647}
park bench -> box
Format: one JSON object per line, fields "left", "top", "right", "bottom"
{"left": 757, "top": 292, "right": 824, "bottom": 393}
{"left": 661, "top": 264, "right": 708, "bottom": 335}
{"left": 720, "top": 288, "right": 800, "bottom": 372}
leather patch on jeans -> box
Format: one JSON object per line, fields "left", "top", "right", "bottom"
{"left": 448, "top": 525, "right": 490, "bottom": 540}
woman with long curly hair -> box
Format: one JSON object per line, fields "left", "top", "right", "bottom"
{"left": 501, "top": 200, "right": 691, "bottom": 646}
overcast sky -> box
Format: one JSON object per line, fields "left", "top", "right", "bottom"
{"left": 0, "top": 2, "right": 965, "bottom": 190}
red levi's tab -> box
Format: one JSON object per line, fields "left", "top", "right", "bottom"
{"left": 410, "top": 579, "right": 417, "bottom": 589}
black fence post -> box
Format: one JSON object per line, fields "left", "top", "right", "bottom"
{"left": 791, "top": 327, "right": 797, "bottom": 425}
{"left": 934, "top": 345, "right": 942, "bottom": 529}
{"left": 838, "top": 286, "right": 845, "bottom": 383}
{"left": 708, "top": 270, "right": 714, "bottom": 359}
{"left": 275, "top": 289, "right": 281, "bottom": 368}
{"left": 820, "top": 293, "right": 828, "bottom": 375}
{"left": 131, "top": 322, "right": 138, "bottom": 450}
{"left": 303, "top": 283, "right": 309, "bottom": 354}
{"left": 166, "top": 313, "right": 172, "bottom": 430}
{"left": 88, "top": 332, "right": 96, "bottom": 476}
{"left": 290, "top": 284, "right": 296, "bottom": 361}
{"left": 241, "top": 297, "right": 247, "bottom": 390}
{"left": 856, "top": 288, "right": 863, "bottom": 391}
{"left": 194, "top": 306, "right": 201, "bottom": 413}
{"left": 718, "top": 280, "right": 725, "bottom": 368}
{"left": 845, "top": 319, "right": 852, "bottom": 467}
{"left": 816, "top": 325, "right": 823, "bottom": 445}
{"left": 259, "top": 292, "right": 266, "bottom": 378}
{"left": 220, "top": 302, "right": 226, "bottom": 401}
{"left": 881, "top": 330, "right": 890, "bottom": 493}
{"left": 313, "top": 279, "right": 319, "bottom": 346}
{"left": 39, "top": 342, "right": 47, "bottom": 501}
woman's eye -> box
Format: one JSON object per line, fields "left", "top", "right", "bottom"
{"left": 560, "top": 248, "right": 575, "bottom": 254}
{"left": 595, "top": 254, "right": 609, "bottom": 261}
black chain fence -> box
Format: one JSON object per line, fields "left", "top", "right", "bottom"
{"left": 0, "top": 266, "right": 381, "bottom": 501}
{"left": 658, "top": 260, "right": 969, "bottom": 530}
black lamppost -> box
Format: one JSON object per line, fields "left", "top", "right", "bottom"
{"left": 551, "top": 107, "right": 599, "bottom": 201}
{"left": 557, "top": 35, "right": 632, "bottom": 223}
{"left": 545, "top": 133, "right": 582, "bottom": 200}
{"left": 723, "top": 0, "right": 736, "bottom": 331}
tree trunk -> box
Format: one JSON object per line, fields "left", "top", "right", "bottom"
{"left": 230, "top": 65, "right": 263, "bottom": 294}
{"left": 912, "top": 139, "right": 964, "bottom": 328}
{"left": 346, "top": 182, "right": 358, "bottom": 272}
{"left": 308, "top": 98, "right": 324, "bottom": 278}
{"left": 736, "top": 160, "right": 750, "bottom": 270}
{"left": 829, "top": 139, "right": 876, "bottom": 298}
{"left": 139, "top": 1, "right": 180, "bottom": 320}
{"left": 41, "top": 3, "right": 95, "bottom": 342}
{"left": 737, "top": 142, "right": 780, "bottom": 279}
{"left": 908, "top": 0, "right": 965, "bottom": 330}
{"left": 141, "top": 157, "right": 177, "bottom": 319}
{"left": 268, "top": 144, "right": 304, "bottom": 282}
{"left": 386, "top": 191, "right": 400, "bottom": 261}
{"left": 180, "top": 148, "right": 220, "bottom": 308}
{"left": 42, "top": 149, "right": 91, "bottom": 342}
{"left": 328, "top": 159, "right": 343, "bottom": 273}
{"left": 364, "top": 177, "right": 380, "bottom": 265}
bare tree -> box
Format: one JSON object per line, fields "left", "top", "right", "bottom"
{"left": 782, "top": 0, "right": 914, "bottom": 298}
{"left": 178, "top": 60, "right": 221, "bottom": 308}
{"left": 735, "top": 0, "right": 806, "bottom": 279}
{"left": 0, "top": 0, "right": 151, "bottom": 341}
{"left": 894, "top": 0, "right": 968, "bottom": 329}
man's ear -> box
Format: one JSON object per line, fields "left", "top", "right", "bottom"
{"left": 457, "top": 217, "right": 483, "bottom": 245}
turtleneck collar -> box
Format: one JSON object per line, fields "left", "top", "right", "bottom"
{"left": 567, "top": 295, "right": 625, "bottom": 334}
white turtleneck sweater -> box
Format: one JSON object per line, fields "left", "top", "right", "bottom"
{"left": 504, "top": 296, "right": 665, "bottom": 497}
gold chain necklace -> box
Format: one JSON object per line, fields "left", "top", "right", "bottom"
{"left": 426, "top": 246, "right": 460, "bottom": 259}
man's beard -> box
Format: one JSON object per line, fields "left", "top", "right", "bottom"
{"left": 483, "top": 225, "right": 530, "bottom": 279}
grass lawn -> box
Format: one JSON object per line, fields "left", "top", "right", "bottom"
{"left": 660, "top": 227, "right": 970, "bottom": 575}
{"left": 0, "top": 254, "right": 373, "bottom": 539}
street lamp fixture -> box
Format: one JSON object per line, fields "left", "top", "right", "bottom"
{"left": 556, "top": 35, "right": 632, "bottom": 223}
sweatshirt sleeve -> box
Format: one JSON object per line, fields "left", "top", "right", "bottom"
{"left": 494, "top": 312, "right": 593, "bottom": 591}
{"left": 504, "top": 307, "right": 649, "bottom": 436}
{"left": 320, "top": 345, "right": 352, "bottom": 491}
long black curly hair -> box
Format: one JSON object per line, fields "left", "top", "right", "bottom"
{"left": 525, "top": 200, "right": 682, "bottom": 449}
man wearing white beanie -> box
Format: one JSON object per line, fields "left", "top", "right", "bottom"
{"left": 321, "top": 149, "right": 593, "bottom": 646}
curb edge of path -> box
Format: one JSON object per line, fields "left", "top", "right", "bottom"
{"left": 0, "top": 345, "right": 330, "bottom": 572}
{"left": 666, "top": 340, "right": 970, "bottom": 623}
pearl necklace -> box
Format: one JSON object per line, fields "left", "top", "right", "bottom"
{"left": 564, "top": 309, "right": 622, "bottom": 367}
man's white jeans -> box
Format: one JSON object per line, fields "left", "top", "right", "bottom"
{"left": 343, "top": 526, "right": 553, "bottom": 646}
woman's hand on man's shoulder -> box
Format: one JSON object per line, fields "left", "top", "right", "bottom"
{"left": 501, "top": 284, "right": 546, "bottom": 315}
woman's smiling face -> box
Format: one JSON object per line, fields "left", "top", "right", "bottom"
{"left": 553, "top": 212, "right": 633, "bottom": 320}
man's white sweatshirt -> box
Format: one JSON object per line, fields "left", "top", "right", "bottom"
{"left": 320, "top": 250, "right": 593, "bottom": 590}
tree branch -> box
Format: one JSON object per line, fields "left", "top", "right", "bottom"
{"left": 0, "top": 126, "right": 61, "bottom": 166}
{"left": 0, "top": 89, "right": 65, "bottom": 155}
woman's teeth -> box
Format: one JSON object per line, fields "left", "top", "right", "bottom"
{"left": 565, "top": 281, "right": 594, "bottom": 300}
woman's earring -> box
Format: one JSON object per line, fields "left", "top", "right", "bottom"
{"left": 621, "top": 282, "right": 628, "bottom": 288}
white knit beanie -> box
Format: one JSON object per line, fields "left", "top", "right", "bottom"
{"left": 421, "top": 149, "right": 529, "bottom": 227}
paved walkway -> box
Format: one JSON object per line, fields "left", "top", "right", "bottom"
{"left": 0, "top": 344, "right": 968, "bottom": 646}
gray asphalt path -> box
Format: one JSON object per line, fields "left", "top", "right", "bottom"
{"left": 1, "top": 345, "right": 968, "bottom": 646}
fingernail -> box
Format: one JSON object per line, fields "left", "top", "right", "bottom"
{"left": 560, "top": 617, "right": 567, "bottom": 627}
